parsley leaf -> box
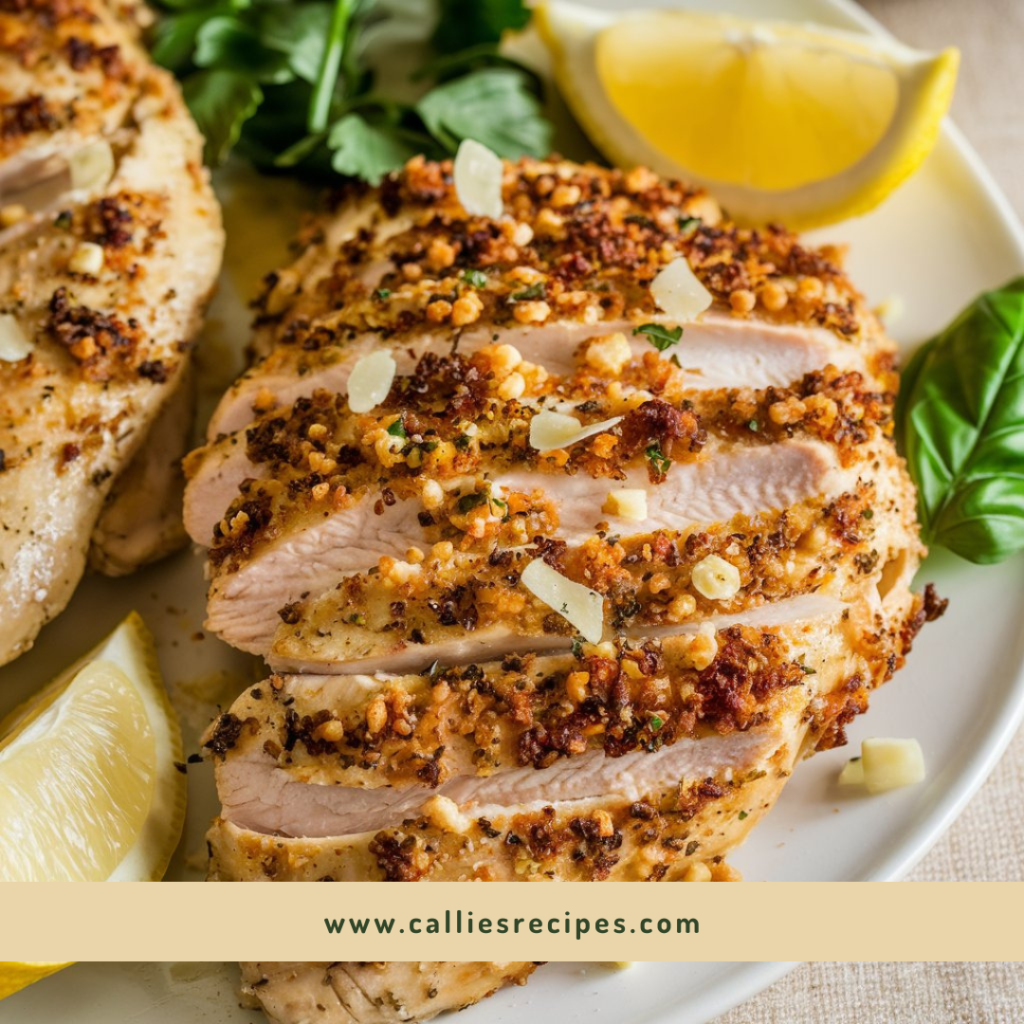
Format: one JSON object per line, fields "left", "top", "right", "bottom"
{"left": 634, "top": 322, "right": 683, "bottom": 352}
{"left": 193, "top": 15, "right": 295, "bottom": 84}
{"left": 328, "top": 113, "right": 421, "bottom": 186}
{"left": 510, "top": 282, "right": 546, "bottom": 302}
{"left": 645, "top": 442, "right": 671, "bottom": 478}
{"left": 431, "top": 0, "right": 531, "bottom": 54}
{"left": 183, "top": 69, "right": 263, "bottom": 166}
{"left": 462, "top": 269, "right": 488, "bottom": 289}
{"left": 417, "top": 68, "right": 551, "bottom": 158}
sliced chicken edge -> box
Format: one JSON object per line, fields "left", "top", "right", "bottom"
{"left": 88, "top": 359, "right": 196, "bottom": 575}
{"left": 205, "top": 437, "right": 861, "bottom": 658}
{"left": 239, "top": 961, "right": 541, "bottom": 1024}
{"left": 205, "top": 309, "right": 868, "bottom": 444}
{"left": 207, "top": 754, "right": 793, "bottom": 882}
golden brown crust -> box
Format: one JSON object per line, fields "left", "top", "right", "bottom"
{"left": 259, "top": 156, "right": 885, "bottom": 350}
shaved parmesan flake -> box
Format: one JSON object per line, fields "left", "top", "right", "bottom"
{"left": 69, "top": 140, "right": 115, "bottom": 193}
{"left": 529, "top": 409, "right": 622, "bottom": 452}
{"left": 651, "top": 256, "right": 712, "bottom": 321}
{"left": 0, "top": 314, "right": 32, "bottom": 362}
{"left": 520, "top": 559, "right": 604, "bottom": 643}
{"left": 453, "top": 139, "right": 504, "bottom": 220}
{"left": 861, "top": 737, "right": 925, "bottom": 793}
{"left": 347, "top": 350, "right": 396, "bottom": 413}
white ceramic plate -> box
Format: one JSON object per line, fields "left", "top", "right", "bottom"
{"left": 2, "top": 0, "right": 1023, "bottom": 1019}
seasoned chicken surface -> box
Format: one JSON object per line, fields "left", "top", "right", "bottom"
{"left": 240, "top": 962, "right": 540, "bottom": 1024}
{"left": 0, "top": 0, "right": 223, "bottom": 664}
{"left": 190, "top": 157, "right": 940, "bottom": 882}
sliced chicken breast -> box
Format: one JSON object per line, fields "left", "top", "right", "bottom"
{"left": 239, "top": 962, "right": 541, "bottom": 1024}
{"left": 195, "top": 156, "right": 938, "bottom": 885}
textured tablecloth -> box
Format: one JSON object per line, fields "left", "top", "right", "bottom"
{"left": 713, "top": 1, "right": 1024, "bottom": 1018}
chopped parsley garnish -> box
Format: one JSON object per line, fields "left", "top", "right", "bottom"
{"left": 862, "top": 507, "right": 875, "bottom": 519}
{"left": 649, "top": 715, "right": 664, "bottom": 732}
{"left": 670, "top": 353, "right": 682, "bottom": 368}
{"left": 634, "top": 322, "right": 683, "bottom": 352}
{"left": 748, "top": 419, "right": 760, "bottom": 432}
{"left": 457, "top": 491, "right": 488, "bottom": 513}
{"left": 738, "top": 810, "right": 749, "bottom": 820}
{"left": 373, "top": 287, "right": 391, "bottom": 300}
{"left": 462, "top": 269, "right": 488, "bottom": 289}
{"left": 510, "top": 282, "right": 546, "bottom": 302}
{"left": 386, "top": 418, "right": 407, "bottom": 438}
{"left": 571, "top": 636, "right": 584, "bottom": 659}
{"left": 645, "top": 442, "right": 671, "bottom": 478}
{"left": 677, "top": 216, "right": 700, "bottom": 233}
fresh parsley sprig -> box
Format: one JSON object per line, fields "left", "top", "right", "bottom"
{"left": 150, "top": 0, "right": 552, "bottom": 185}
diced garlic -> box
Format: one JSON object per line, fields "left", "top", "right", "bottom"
{"left": 603, "top": 488, "right": 648, "bottom": 522}
{"left": 651, "top": 256, "right": 712, "bottom": 321}
{"left": 691, "top": 554, "right": 741, "bottom": 601}
{"left": 69, "top": 140, "right": 115, "bottom": 193}
{"left": 838, "top": 757, "right": 865, "bottom": 786}
{"left": 347, "top": 350, "right": 396, "bottom": 413}
{"left": 861, "top": 737, "right": 925, "bottom": 794}
{"left": 585, "top": 332, "right": 632, "bottom": 376}
{"left": 529, "top": 409, "right": 622, "bottom": 452}
{"left": 520, "top": 558, "right": 604, "bottom": 643}
{"left": 453, "top": 139, "right": 504, "bottom": 220}
{"left": 0, "top": 313, "right": 32, "bottom": 362}
{"left": 68, "top": 241, "right": 104, "bottom": 276}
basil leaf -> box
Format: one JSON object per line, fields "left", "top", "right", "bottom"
{"left": 634, "top": 322, "right": 683, "bottom": 351}
{"left": 416, "top": 68, "right": 551, "bottom": 158}
{"left": 431, "top": 0, "right": 530, "bottom": 54}
{"left": 328, "top": 113, "right": 420, "bottom": 185}
{"left": 183, "top": 69, "right": 262, "bottom": 166}
{"left": 897, "top": 276, "right": 1024, "bottom": 564}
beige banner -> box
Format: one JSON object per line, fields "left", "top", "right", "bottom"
{"left": 2, "top": 883, "right": 1023, "bottom": 961}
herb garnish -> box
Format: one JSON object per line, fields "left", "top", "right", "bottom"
{"left": 510, "top": 282, "right": 546, "bottom": 302}
{"left": 462, "top": 269, "right": 488, "bottom": 289}
{"left": 633, "top": 322, "right": 683, "bottom": 352}
{"left": 645, "top": 442, "right": 671, "bottom": 478}
{"left": 150, "top": 0, "right": 552, "bottom": 183}
{"left": 896, "top": 277, "right": 1024, "bottom": 564}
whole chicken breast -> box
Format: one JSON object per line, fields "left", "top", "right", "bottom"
{"left": 0, "top": 0, "right": 223, "bottom": 665}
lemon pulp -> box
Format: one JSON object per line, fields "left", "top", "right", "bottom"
{"left": 0, "top": 614, "right": 184, "bottom": 882}
{"left": 597, "top": 14, "right": 900, "bottom": 191}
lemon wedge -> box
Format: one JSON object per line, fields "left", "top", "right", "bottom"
{"left": 0, "top": 614, "right": 185, "bottom": 881}
{"left": 536, "top": 2, "right": 958, "bottom": 228}
{"left": 0, "top": 963, "right": 74, "bottom": 1001}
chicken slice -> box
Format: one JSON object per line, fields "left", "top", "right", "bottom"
{"left": 239, "top": 962, "right": 540, "bottom": 1024}
{"left": 206, "top": 156, "right": 891, "bottom": 443}
{"left": 0, "top": 0, "right": 223, "bottom": 664}
{"left": 88, "top": 361, "right": 195, "bottom": 575}
{"left": 197, "top": 353, "right": 897, "bottom": 658}
{"left": 206, "top": 576, "right": 937, "bottom": 882}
